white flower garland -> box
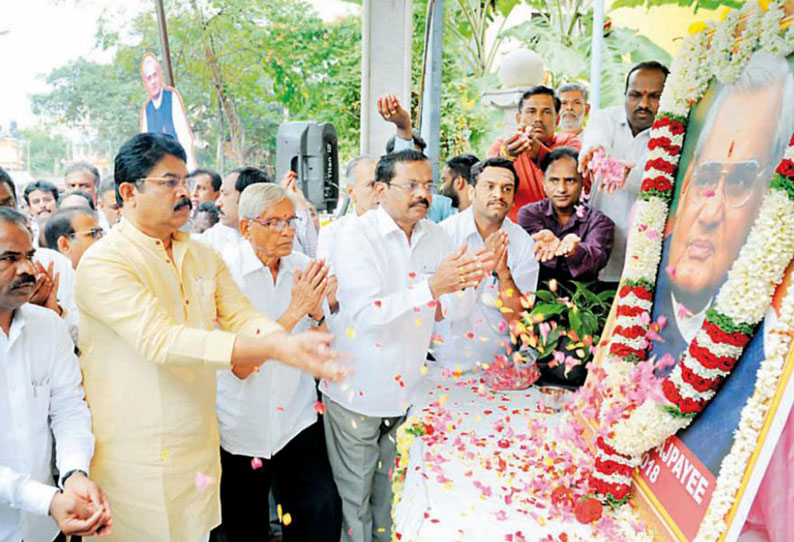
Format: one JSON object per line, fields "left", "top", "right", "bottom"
{"left": 591, "top": 7, "right": 794, "bottom": 541}
{"left": 611, "top": 184, "right": 794, "bottom": 454}
{"left": 694, "top": 275, "right": 794, "bottom": 541}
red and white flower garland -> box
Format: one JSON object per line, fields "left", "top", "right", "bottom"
{"left": 588, "top": 2, "right": 794, "bottom": 523}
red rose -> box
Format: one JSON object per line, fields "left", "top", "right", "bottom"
{"left": 609, "top": 343, "right": 646, "bottom": 360}
{"left": 690, "top": 342, "right": 717, "bottom": 367}
{"left": 776, "top": 158, "right": 794, "bottom": 178}
{"left": 596, "top": 436, "right": 618, "bottom": 456}
{"left": 616, "top": 304, "right": 647, "bottom": 318}
{"left": 648, "top": 136, "right": 671, "bottom": 150}
{"left": 689, "top": 341, "right": 719, "bottom": 370}
{"left": 642, "top": 175, "right": 673, "bottom": 193}
{"left": 680, "top": 397, "right": 703, "bottom": 414}
{"left": 574, "top": 497, "right": 604, "bottom": 524}
{"left": 668, "top": 121, "right": 686, "bottom": 135}
{"left": 613, "top": 325, "right": 646, "bottom": 340}
{"left": 680, "top": 361, "right": 720, "bottom": 392}
{"left": 645, "top": 158, "right": 677, "bottom": 174}
{"left": 662, "top": 378, "right": 683, "bottom": 405}
{"left": 703, "top": 321, "right": 751, "bottom": 348}
{"left": 589, "top": 476, "right": 608, "bottom": 496}
{"left": 717, "top": 355, "right": 738, "bottom": 372}
{"left": 596, "top": 457, "right": 633, "bottom": 477}
{"left": 610, "top": 483, "right": 631, "bottom": 501}
{"left": 654, "top": 117, "right": 671, "bottom": 129}
{"left": 667, "top": 144, "right": 682, "bottom": 155}
{"left": 619, "top": 284, "right": 653, "bottom": 301}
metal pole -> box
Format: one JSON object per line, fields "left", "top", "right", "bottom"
{"left": 589, "top": 0, "right": 604, "bottom": 111}
{"left": 420, "top": 0, "right": 443, "bottom": 182}
{"left": 154, "top": 0, "right": 175, "bottom": 87}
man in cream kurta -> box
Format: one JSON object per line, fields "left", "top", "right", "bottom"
{"left": 76, "top": 133, "right": 344, "bottom": 541}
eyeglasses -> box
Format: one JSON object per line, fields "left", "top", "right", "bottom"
{"left": 691, "top": 159, "right": 766, "bottom": 209}
{"left": 250, "top": 216, "right": 300, "bottom": 232}
{"left": 390, "top": 181, "right": 435, "bottom": 194}
{"left": 137, "top": 176, "right": 195, "bottom": 191}
{"left": 69, "top": 228, "right": 104, "bottom": 240}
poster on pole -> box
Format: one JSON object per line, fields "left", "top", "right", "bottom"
{"left": 139, "top": 52, "right": 197, "bottom": 170}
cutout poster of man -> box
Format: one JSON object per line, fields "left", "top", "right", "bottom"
{"left": 635, "top": 50, "right": 794, "bottom": 540}
{"left": 139, "top": 52, "right": 198, "bottom": 170}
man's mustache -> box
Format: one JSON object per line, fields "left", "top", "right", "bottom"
{"left": 635, "top": 107, "right": 653, "bottom": 116}
{"left": 11, "top": 274, "right": 36, "bottom": 289}
{"left": 174, "top": 198, "right": 193, "bottom": 211}
{"left": 410, "top": 198, "right": 430, "bottom": 208}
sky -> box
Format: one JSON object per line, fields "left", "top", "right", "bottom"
{"left": 0, "top": 0, "right": 358, "bottom": 131}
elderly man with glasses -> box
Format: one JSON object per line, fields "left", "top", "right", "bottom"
{"left": 74, "top": 133, "right": 346, "bottom": 541}
{"left": 213, "top": 182, "right": 342, "bottom": 542}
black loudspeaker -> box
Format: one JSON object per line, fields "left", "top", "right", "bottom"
{"left": 276, "top": 122, "right": 339, "bottom": 212}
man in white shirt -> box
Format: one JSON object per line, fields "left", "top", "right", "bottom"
{"left": 215, "top": 183, "right": 341, "bottom": 542}
{"left": 43, "top": 208, "right": 104, "bottom": 270}
{"left": 97, "top": 177, "right": 121, "bottom": 230}
{"left": 579, "top": 61, "right": 669, "bottom": 289}
{"left": 0, "top": 170, "right": 79, "bottom": 341}
{"left": 23, "top": 181, "right": 59, "bottom": 247}
{"left": 200, "top": 167, "right": 317, "bottom": 259}
{"left": 0, "top": 206, "right": 112, "bottom": 542}
{"left": 436, "top": 157, "right": 539, "bottom": 372}
{"left": 321, "top": 149, "right": 495, "bottom": 542}
{"left": 317, "top": 156, "right": 378, "bottom": 269}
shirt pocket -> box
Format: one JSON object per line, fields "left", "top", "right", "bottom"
{"left": 29, "top": 377, "right": 52, "bottom": 420}
{"left": 196, "top": 277, "right": 218, "bottom": 318}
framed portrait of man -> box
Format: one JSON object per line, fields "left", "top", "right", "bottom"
{"left": 628, "top": 50, "right": 794, "bottom": 541}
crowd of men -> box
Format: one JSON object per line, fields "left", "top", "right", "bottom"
{"left": 1, "top": 59, "right": 669, "bottom": 542}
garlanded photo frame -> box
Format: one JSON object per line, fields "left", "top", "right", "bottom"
{"left": 582, "top": 2, "right": 794, "bottom": 541}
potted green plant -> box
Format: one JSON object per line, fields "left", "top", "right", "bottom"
{"left": 515, "top": 280, "right": 615, "bottom": 388}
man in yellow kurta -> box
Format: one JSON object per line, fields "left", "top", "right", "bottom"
{"left": 75, "top": 133, "right": 344, "bottom": 541}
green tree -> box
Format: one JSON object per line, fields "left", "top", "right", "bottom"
{"left": 503, "top": 1, "right": 672, "bottom": 107}
{"left": 32, "top": 0, "right": 363, "bottom": 170}
{"left": 20, "top": 128, "right": 69, "bottom": 177}
{"left": 611, "top": 0, "right": 741, "bottom": 12}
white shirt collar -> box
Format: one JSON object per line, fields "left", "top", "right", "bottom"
{"left": 375, "top": 205, "right": 428, "bottom": 243}
{"left": 459, "top": 207, "right": 512, "bottom": 240}
{"left": 237, "top": 239, "right": 298, "bottom": 279}
{"left": 1, "top": 305, "right": 28, "bottom": 345}
{"left": 671, "top": 290, "right": 710, "bottom": 344}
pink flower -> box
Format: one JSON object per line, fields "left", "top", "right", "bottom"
{"left": 550, "top": 350, "right": 566, "bottom": 368}
{"left": 674, "top": 300, "right": 693, "bottom": 320}
{"left": 665, "top": 265, "right": 676, "bottom": 280}
{"left": 194, "top": 471, "right": 214, "bottom": 492}
{"left": 539, "top": 322, "right": 551, "bottom": 343}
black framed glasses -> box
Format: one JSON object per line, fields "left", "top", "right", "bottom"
{"left": 69, "top": 228, "right": 104, "bottom": 240}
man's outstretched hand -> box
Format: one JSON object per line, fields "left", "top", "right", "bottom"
{"left": 272, "top": 331, "right": 349, "bottom": 382}
{"left": 377, "top": 94, "right": 413, "bottom": 141}
{"left": 531, "top": 230, "right": 561, "bottom": 263}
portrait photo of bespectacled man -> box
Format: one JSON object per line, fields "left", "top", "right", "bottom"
{"left": 648, "top": 51, "right": 794, "bottom": 477}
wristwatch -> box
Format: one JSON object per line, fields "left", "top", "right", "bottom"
{"left": 311, "top": 315, "right": 326, "bottom": 327}
{"left": 60, "top": 469, "right": 87, "bottom": 488}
